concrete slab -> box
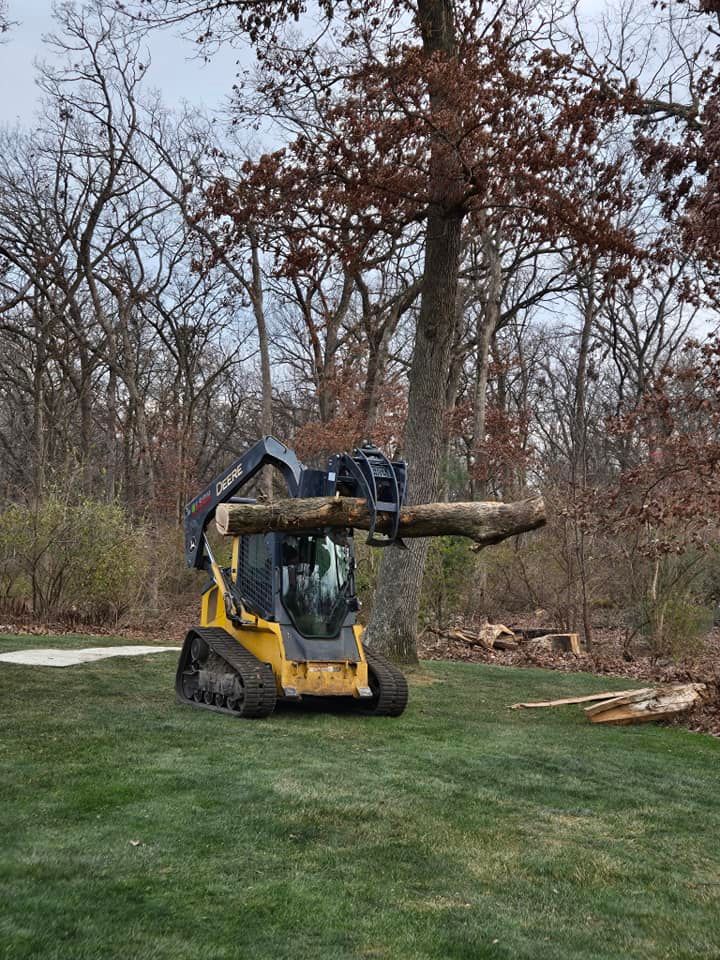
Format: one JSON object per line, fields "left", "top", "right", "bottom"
{"left": 0, "top": 645, "right": 181, "bottom": 667}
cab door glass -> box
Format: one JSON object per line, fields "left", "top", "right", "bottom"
{"left": 281, "top": 535, "right": 351, "bottom": 638}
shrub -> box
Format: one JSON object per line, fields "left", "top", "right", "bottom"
{"left": 634, "top": 590, "right": 712, "bottom": 661}
{"left": 0, "top": 495, "right": 148, "bottom": 622}
{"left": 420, "top": 536, "right": 480, "bottom": 628}
{"left": 628, "top": 554, "right": 714, "bottom": 661}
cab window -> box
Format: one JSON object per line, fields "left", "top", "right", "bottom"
{"left": 280, "top": 534, "right": 351, "bottom": 638}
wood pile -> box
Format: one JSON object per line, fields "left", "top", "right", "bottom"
{"left": 511, "top": 683, "right": 707, "bottom": 726}
{"left": 441, "top": 624, "right": 519, "bottom": 651}
{"left": 431, "top": 623, "right": 583, "bottom": 655}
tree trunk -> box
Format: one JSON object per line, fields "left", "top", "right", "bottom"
{"left": 106, "top": 362, "right": 118, "bottom": 501}
{"left": 439, "top": 287, "right": 468, "bottom": 501}
{"left": 249, "top": 231, "right": 274, "bottom": 501}
{"left": 364, "top": 314, "right": 396, "bottom": 429}
{"left": 216, "top": 495, "right": 546, "bottom": 544}
{"left": 571, "top": 269, "right": 597, "bottom": 649}
{"left": 572, "top": 271, "right": 595, "bottom": 486}
{"left": 470, "top": 228, "right": 502, "bottom": 499}
{"left": 31, "top": 304, "right": 46, "bottom": 504}
{"left": 78, "top": 345, "right": 94, "bottom": 492}
{"left": 364, "top": 0, "right": 465, "bottom": 663}
{"left": 364, "top": 208, "right": 465, "bottom": 661}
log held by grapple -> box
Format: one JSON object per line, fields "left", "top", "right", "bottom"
{"left": 215, "top": 495, "right": 546, "bottom": 546}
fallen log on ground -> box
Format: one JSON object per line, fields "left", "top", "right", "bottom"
{"left": 491, "top": 635, "right": 520, "bottom": 652}
{"left": 510, "top": 682, "right": 706, "bottom": 726}
{"left": 511, "top": 689, "right": 652, "bottom": 709}
{"left": 477, "top": 623, "right": 517, "bottom": 650}
{"left": 429, "top": 623, "right": 587, "bottom": 655}
{"left": 216, "top": 495, "right": 546, "bottom": 545}
{"left": 444, "top": 625, "right": 519, "bottom": 651}
{"left": 449, "top": 628, "right": 485, "bottom": 647}
{"left": 584, "top": 683, "right": 707, "bottom": 725}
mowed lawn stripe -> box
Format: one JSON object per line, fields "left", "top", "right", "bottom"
{"left": 0, "top": 638, "right": 718, "bottom": 960}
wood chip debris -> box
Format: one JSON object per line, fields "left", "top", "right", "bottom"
{"left": 510, "top": 683, "right": 707, "bottom": 725}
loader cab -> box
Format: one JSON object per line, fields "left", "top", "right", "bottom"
{"left": 233, "top": 529, "right": 357, "bottom": 639}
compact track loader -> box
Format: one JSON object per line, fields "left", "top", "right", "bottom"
{"left": 176, "top": 436, "right": 409, "bottom": 719}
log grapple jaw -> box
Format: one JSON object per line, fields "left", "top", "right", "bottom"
{"left": 328, "top": 444, "right": 407, "bottom": 547}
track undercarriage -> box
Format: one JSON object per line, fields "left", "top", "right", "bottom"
{"left": 175, "top": 627, "right": 408, "bottom": 719}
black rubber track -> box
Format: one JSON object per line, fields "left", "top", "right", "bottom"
{"left": 360, "top": 647, "right": 409, "bottom": 717}
{"left": 175, "top": 627, "right": 277, "bottom": 719}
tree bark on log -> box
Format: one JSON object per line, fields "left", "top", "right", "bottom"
{"left": 215, "top": 496, "right": 546, "bottom": 545}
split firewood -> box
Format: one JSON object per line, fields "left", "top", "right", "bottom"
{"left": 583, "top": 688, "right": 664, "bottom": 717}
{"left": 511, "top": 682, "right": 706, "bottom": 725}
{"left": 447, "top": 625, "right": 518, "bottom": 651}
{"left": 584, "top": 683, "right": 707, "bottom": 725}
{"left": 478, "top": 622, "right": 516, "bottom": 649}
{"left": 511, "top": 689, "right": 652, "bottom": 710}
{"left": 216, "top": 495, "right": 546, "bottom": 546}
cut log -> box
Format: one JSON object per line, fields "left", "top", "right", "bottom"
{"left": 511, "top": 689, "right": 652, "bottom": 709}
{"left": 523, "top": 633, "right": 584, "bottom": 655}
{"left": 216, "top": 495, "right": 546, "bottom": 546}
{"left": 513, "top": 627, "right": 566, "bottom": 640}
{"left": 584, "top": 683, "right": 706, "bottom": 725}
{"left": 434, "top": 625, "right": 520, "bottom": 651}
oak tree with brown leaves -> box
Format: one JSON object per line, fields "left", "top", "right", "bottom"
{"left": 118, "top": 0, "right": 641, "bottom": 660}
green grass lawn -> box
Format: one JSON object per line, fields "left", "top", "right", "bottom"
{"left": 1, "top": 633, "right": 719, "bottom": 960}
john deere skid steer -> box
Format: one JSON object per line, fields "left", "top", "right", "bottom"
{"left": 176, "top": 436, "right": 408, "bottom": 719}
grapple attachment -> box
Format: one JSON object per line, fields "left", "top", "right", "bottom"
{"left": 329, "top": 444, "right": 407, "bottom": 548}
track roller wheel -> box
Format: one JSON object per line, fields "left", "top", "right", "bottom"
{"left": 190, "top": 635, "right": 208, "bottom": 666}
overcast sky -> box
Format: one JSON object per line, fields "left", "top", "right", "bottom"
{"left": 0, "top": 1, "right": 246, "bottom": 126}
{"left": 1, "top": 1, "right": 614, "bottom": 130}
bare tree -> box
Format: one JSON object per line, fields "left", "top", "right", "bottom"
{"left": 0, "top": 2, "right": 14, "bottom": 38}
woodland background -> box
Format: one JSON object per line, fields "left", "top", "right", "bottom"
{"left": 0, "top": 0, "right": 719, "bottom": 663}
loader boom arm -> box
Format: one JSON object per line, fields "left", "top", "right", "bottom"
{"left": 184, "top": 436, "right": 304, "bottom": 570}
{"left": 184, "top": 435, "right": 408, "bottom": 570}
